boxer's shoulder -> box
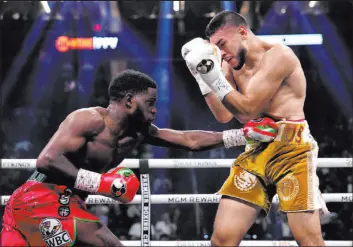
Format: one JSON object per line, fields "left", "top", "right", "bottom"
{"left": 265, "top": 43, "right": 291, "bottom": 53}
{"left": 65, "top": 107, "right": 105, "bottom": 134}
{"left": 68, "top": 107, "right": 104, "bottom": 120}
{"left": 263, "top": 44, "right": 297, "bottom": 66}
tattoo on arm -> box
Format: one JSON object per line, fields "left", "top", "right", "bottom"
{"left": 96, "top": 233, "right": 122, "bottom": 246}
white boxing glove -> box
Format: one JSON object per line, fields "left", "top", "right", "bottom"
{"left": 184, "top": 43, "right": 234, "bottom": 101}
{"left": 181, "top": 38, "right": 212, "bottom": 95}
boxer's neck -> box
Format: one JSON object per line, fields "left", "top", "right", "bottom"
{"left": 106, "top": 102, "right": 130, "bottom": 135}
{"left": 244, "top": 34, "right": 272, "bottom": 69}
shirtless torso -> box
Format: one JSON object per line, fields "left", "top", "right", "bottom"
{"left": 190, "top": 12, "right": 327, "bottom": 246}
{"left": 36, "top": 107, "right": 148, "bottom": 192}
{"left": 221, "top": 43, "right": 306, "bottom": 123}
{"left": 63, "top": 107, "right": 145, "bottom": 174}
{"left": 2, "top": 79, "right": 237, "bottom": 246}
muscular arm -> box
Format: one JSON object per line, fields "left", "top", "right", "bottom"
{"left": 36, "top": 109, "right": 105, "bottom": 187}
{"left": 143, "top": 125, "right": 225, "bottom": 151}
{"left": 204, "top": 92, "right": 233, "bottom": 123}
{"left": 203, "top": 61, "right": 234, "bottom": 123}
{"left": 204, "top": 61, "right": 257, "bottom": 123}
{"left": 223, "top": 46, "right": 298, "bottom": 118}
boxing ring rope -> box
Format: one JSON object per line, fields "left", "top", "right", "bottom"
{"left": 1, "top": 158, "right": 352, "bottom": 169}
{"left": 1, "top": 158, "right": 352, "bottom": 247}
{"left": 1, "top": 193, "right": 352, "bottom": 206}
{"left": 120, "top": 240, "right": 352, "bottom": 246}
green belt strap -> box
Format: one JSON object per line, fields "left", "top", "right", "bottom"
{"left": 28, "top": 170, "right": 47, "bottom": 182}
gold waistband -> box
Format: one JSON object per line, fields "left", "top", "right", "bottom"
{"left": 274, "top": 120, "right": 309, "bottom": 145}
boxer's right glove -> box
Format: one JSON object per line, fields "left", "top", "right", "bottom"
{"left": 181, "top": 38, "right": 213, "bottom": 95}
{"left": 243, "top": 117, "right": 278, "bottom": 144}
{"left": 74, "top": 167, "right": 139, "bottom": 203}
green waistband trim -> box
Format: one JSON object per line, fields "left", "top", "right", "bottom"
{"left": 27, "top": 170, "right": 47, "bottom": 182}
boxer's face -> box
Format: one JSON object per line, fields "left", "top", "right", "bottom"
{"left": 131, "top": 87, "right": 157, "bottom": 123}
{"left": 210, "top": 24, "right": 248, "bottom": 71}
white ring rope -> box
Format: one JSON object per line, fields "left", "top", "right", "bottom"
{"left": 1, "top": 158, "right": 351, "bottom": 246}
{"left": 0, "top": 158, "right": 352, "bottom": 169}
{"left": 120, "top": 240, "right": 352, "bottom": 246}
{"left": 1, "top": 193, "right": 351, "bottom": 206}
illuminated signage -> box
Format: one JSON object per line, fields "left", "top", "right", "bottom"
{"left": 258, "top": 34, "right": 323, "bottom": 45}
{"left": 55, "top": 36, "right": 119, "bottom": 52}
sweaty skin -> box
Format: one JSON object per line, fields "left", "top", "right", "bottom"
{"left": 203, "top": 23, "right": 325, "bottom": 247}
{"left": 206, "top": 25, "right": 306, "bottom": 124}
{"left": 36, "top": 88, "right": 224, "bottom": 198}
{"left": 4, "top": 87, "right": 226, "bottom": 247}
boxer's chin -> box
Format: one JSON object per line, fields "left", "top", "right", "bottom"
{"left": 233, "top": 49, "right": 247, "bottom": 71}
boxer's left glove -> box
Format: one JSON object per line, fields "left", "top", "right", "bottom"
{"left": 74, "top": 167, "right": 139, "bottom": 203}
{"left": 181, "top": 38, "right": 212, "bottom": 95}
{"left": 243, "top": 117, "right": 278, "bottom": 144}
{"left": 184, "top": 42, "right": 234, "bottom": 101}
{"left": 222, "top": 117, "right": 278, "bottom": 148}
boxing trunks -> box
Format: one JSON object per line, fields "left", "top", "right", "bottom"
{"left": 1, "top": 171, "right": 100, "bottom": 246}
{"left": 218, "top": 120, "right": 329, "bottom": 216}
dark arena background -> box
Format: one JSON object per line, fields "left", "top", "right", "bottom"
{"left": 0, "top": 1, "right": 352, "bottom": 246}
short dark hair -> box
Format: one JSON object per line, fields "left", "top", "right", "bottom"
{"left": 108, "top": 69, "right": 157, "bottom": 101}
{"left": 205, "top": 11, "right": 249, "bottom": 39}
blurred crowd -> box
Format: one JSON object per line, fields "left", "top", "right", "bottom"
{"left": 0, "top": 104, "right": 352, "bottom": 241}
{"left": 0, "top": 57, "right": 352, "bottom": 242}
{"left": 1, "top": 0, "right": 352, "bottom": 243}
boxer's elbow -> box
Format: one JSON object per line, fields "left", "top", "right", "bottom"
{"left": 247, "top": 104, "right": 262, "bottom": 118}
{"left": 215, "top": 113, "right": 233, "bottom": 123}
{"left": 223, "top": 95, "right": 253, "bottom": 119}
{"left": 36, "top": 153, "right": 56, "bottom": 173}
{"left": 183, "top": 135, "right": 202, "bottom": 151}
{"left": 208, "top": 106, "right": 233, "bottom": 123}
{"left": 245, "top": 97, "right": 266, "bottom": 118}
{"left": 184, "top": 131, "right": 221, "bottom": 151}
{"left": 235, "top": 115, "right": 253, "bottom": 124}
{"left": 238, "top": 102, "right": 257, "bottom": 118}
{"left": 186, "top": 140, "right": 201, "bottom": 151}
{"left": 234, "top": 105, "right": 261, "bottom": 122}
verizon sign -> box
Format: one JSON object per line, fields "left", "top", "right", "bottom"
{"left": 55, "top": 36, "right": 119, "bottom": 52}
